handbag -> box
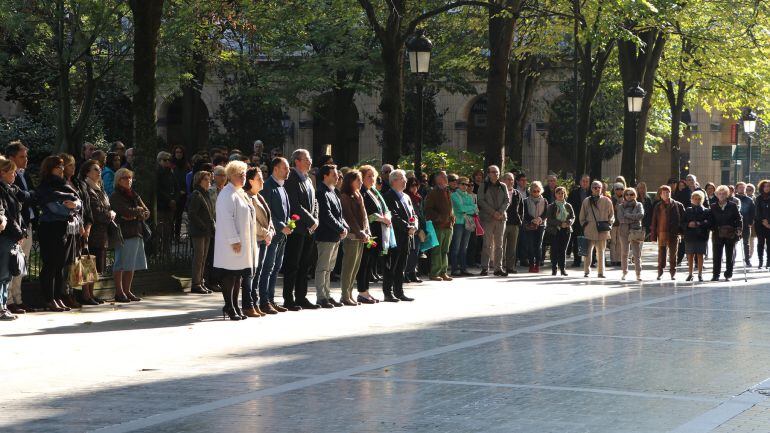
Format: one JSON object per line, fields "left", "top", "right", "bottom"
{"left": 589, "top": 200, "right": 611, "bottom": 232}
{"left": 142, "top": 220, "right": 153, "bottom": 242}
{"left": 525, "top": 222, "right": 538, "bottom": 231}
{"left": 628, "top": 228, "right": 646, "bottom": 243}
{"left": 9, "top": 243, "right": 26, "bottom": 278}
{"left": 577, "top": 235, "right": 590, "bottom": 257}
{"left": 107, "top": 220, "right": 124, "bottom": 249}
{"left": 464, "top": 215, "right": 476, "bottom": 232}
{"left": 79, "top": 248, "right": 99, "bottom": 283}
{"left": 68, "top": 258, "right": 86, "bottom": 288}
{"left": 473, "top": 215, "right": 485, "bottom": 236}
{"left": 420, "top": 220, "right": 440, "bottom": 252}
{"left": 718, "top": 225, "right": 737, "bottom": 240}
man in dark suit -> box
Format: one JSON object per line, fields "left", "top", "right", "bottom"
{"left": 382, "top": 169, "right": 417, "bottom": 302}
{"left": 258, "top": 157, "right": 292, "bottom": 314}
{"left": 6, "top": 141, "right": 36, "bottom": 313}
{"left": 568, "top": 174, "right": 591, "bottom": 267}
{"left": 314, "top": 165, "right": 348, "bottom": 308}
{"left": 282, "top": 149, "right": 320, "bottom": 311}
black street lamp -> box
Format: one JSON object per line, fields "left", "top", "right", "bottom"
{"left": 626, "top": 82, "right": 646, "bottom": 184}
{"left": 743, "top": 110, "right": 758, "bottom": 183}
{"left": 406, "top": 29, "right": 432, "bottom": 179}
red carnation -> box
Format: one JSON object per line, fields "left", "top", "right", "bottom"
{"left": 409, "top": 216, "right": 416, "bottom": 223}
{"left": 291, "top": 214, "right": 301, "bottom": 221}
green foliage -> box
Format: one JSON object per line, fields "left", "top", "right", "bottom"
{"left": 0, "top": 114, "right": 56, "bottom": 162}
{"left": 398, "top": 149, "right": 484, "bottom": 177}
{"left": 403, "top": 84, "right": 447, "bottom": 151}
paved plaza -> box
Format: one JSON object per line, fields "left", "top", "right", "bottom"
{"left": 3, "top": 252, "right": 770, "bottom": 433}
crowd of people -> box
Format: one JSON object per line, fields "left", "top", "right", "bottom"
{"left": 0, "top": 141, "right": 762, "bottom": 321}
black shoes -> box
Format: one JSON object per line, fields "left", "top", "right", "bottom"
{"left": 191, "top": 285, "right": 211, "bottom": 294}
{"left": 710, "top": 276, "right": 720, "bottom": 281}
{"left": 460, "top": 271, "right": 474, "bottom": 276}
{"left": 282, "top": 302, "right": 303, "bottom": 311}
{"left": 316, "top": 299, "right": 334, "bottom": 309}
{"left": 383, "top": 294, "right": 400, "bottom": 302}
{"left": 685, "top": 275, "right": 693, "bottom": 282}
{"left": 298, "top": 299, "right": 321, "bottom": 310}
{"left": 396, "top": 294, "right": 414, "bottom": 302}
{"left": 479, "top": 269, "right": 488, "bottom": 276}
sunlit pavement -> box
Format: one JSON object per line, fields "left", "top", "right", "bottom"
{"left": 3, "top": 247, "right": 770, "bottom": 433}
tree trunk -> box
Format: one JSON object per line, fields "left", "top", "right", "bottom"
{"left": 379, "top": 38, "right": 405, "bottom": 165}
{"left": 181, "top": 51, "right": 207, "bottom": 153}
{"left": 55, "top": 0, "right": 72, "bottom": 154}
{"left": 664, "top": 79, "right": 687, "bottom": 179}
{"left": 506, "top": 55, "right": 539, "bottom": 166}
{"left": 68, "top": 55, "right": 97, "bottom": 156}
{"left": 129, "top": 0, "right": 165, "bottom": 208}
{"left": 618, "top": 30, "right": 666, "bottom": 185}
{"left": 332, "top": 86, "right": 357, "bottom": 166}
{"left": 484, "top": 2, "right": 517, "bottom": 169}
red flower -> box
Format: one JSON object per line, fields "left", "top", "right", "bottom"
{"left": 291, "top": 214, "right": 301, "bottom": 221}
{"left": 409, "top": 216, "right": 416, "bottom": 223}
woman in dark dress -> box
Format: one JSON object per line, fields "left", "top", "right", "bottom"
{"left": 356, "top": 165, "right": 390, "bottom": 304}
{"left": 681, "top": 191, "right": 710, "bottom": 281}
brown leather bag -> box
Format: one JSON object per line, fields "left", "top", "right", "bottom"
{"left": 717, "top": 225, "right": 736, "bottom": 240}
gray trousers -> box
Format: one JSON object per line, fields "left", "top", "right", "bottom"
{"left": 481, "top": 218, "right": 506, "bottom": 272}
{"left": 315, "top": 241, "right": 340, "bottom": 301}
{"left": 340, "top": 239, "right": 363, "bottom": 300}
{"left": 191, "top": 235, "right": 210, "bottom": 287}
{"left": 504, "top": 224, "right": 520, "bottom": 271}
{"left": 8, "top": 228, "right": 32, "bottom": 305}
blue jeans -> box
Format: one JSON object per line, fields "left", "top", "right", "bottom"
{"left": 258, "top": 233, "right": 286, "bottom": 306}
{"left": 523, "top": 226, "right": 545, "bottom": 265}
{"left": 450, "top": 224, "right": 471, "bottom": 272}
{"left": 242, "top": 241, "right": 267, "bottom": 309}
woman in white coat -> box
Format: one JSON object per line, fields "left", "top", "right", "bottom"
{"left": 214, "top": 161, "right": 258, "bottom": 321}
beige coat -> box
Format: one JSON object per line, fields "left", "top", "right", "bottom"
{"left": 579, "top": 195, "right": 615, "bottom": 241}
{"left": 251, "top": 193, "right": 275, "bottom": 243}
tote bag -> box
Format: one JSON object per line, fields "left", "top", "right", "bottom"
{"left": 420, "top": 220, "right": 440, "bottom": 252}
{"left": 473, "top": 215, "right": 485, "bottom": 236}
{"left": 577, "top": 235, "right": 590, "bottom": 257}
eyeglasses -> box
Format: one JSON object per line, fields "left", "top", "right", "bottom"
{"left": 91, "top": 167, "right": 101, "bottom": 172}
{"left": 592, "top": 186, "right": 601, "bottom": 190}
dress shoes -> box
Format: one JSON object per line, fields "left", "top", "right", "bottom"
{"left": 396, "top": 294, "right": 414, "bottom": 302}
{"left": 316, "top": 299, "right": 334, "bottom": 309}
{"left": 382, "top": 295, "right": 400, "bottom": 302}
{"left": 298, "top": 299, "right": 320, "bottom": 310}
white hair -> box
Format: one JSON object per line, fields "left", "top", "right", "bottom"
{"left": 290, "top": 148, "right": 310, "bottom": 165}
{"left": 381, "top": 164, "right": 394, "bottom": 173}
{"left": 156, "top": 151, "right": 170, "bottom": 163}
{"left": 389, "top": 169, "right": 406, "bottom": 183}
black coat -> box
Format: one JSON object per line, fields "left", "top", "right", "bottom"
{"left": 13, "top": 170, "right": 36, "bottom": 227}
{"left": 755, "top": 194, "right": 770, "bottom": 227}
{"left": 709, "top": 201, "right": 742, "bottom": 235}
{"left": 362, "top": 186, "right": 388, "bottom": 239}
{"left": 568, "top": 187, "right": 589, "bottom": 227}
{"left": 383, "top": 189, "right": 417, "bottom": 250}
{"left": 285, "top": 168, "right": 318, "bottom": 234}
{"left": 681, "top": 205, "right": 710, "bottom": 243}
{"left": 0, "top": 180, "right": 25, "bottom": 242}
{"left": 315, "top": 182, "right": 348, "bottom": 242}
{"left": 156, "top": 165, "right": 177, "bottom": 211}
{"left": 506, "top": 189, "right": 524, "bottom": 226}
{"left": 187, "top": 186, "right": 215, "bottom": 238}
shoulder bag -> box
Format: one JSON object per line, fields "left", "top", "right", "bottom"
{"left": 590, "top": 199, "right": 611, "bottom": 232}
{"left": 9, "top": 243, "right": 26, "bottom": 278}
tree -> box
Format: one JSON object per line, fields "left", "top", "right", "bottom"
{"left": 129, "top": 0, "right": 164, "bottom": 202}
{"left": 356, "top": 0, "right": 493, "bottom": 164}
{"left": 0, "top": 0, "right": 131, "bottom": 155}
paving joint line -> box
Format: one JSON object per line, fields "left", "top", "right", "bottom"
{"left": 89, "top": 285, "right": 719, "bottom": 433}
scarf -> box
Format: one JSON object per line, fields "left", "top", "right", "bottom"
{"left": 526, "top": 196, "right": 545, "bottom": 218}
{"left": 118, "top": 185, "right": 136, "bottom": 199}
{"left": 85, "top": 177, "right": 102, "bottom": 191}
{"left": 554, "top": 199, "right": 568, "bottom": 221}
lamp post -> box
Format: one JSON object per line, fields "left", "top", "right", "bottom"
{"left": 743, "top": 110, "right": 758, "bottom": 183}
{"left": 626, "top": 82, "right": 646, "bottom": 184}
{"left": 406, "top": 29, "right": 432, "bottom": 179}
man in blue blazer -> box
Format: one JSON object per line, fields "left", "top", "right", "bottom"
{"left": 314, "top": 165, "right": 348, "bottom": 308}
{"left": 282, "top": 149, "right": 320, "bottom": 311}
{"left": 258, "top": 157, "right": 293, "bottom": 314}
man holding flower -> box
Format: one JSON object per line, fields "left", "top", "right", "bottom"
{"left": 258, "top": 157, "right": 293, "bottom": 313}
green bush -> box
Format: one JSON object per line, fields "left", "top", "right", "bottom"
{"left": 0, "top": 114, "right": 56, "bottom": 162}
{"left": 398, "top": 149, "right": 485, "bottom": 177}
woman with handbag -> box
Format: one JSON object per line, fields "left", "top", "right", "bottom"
{"left": 522, "top": 181, "right": 548, "bottom": 273}
{"left": 579, "top": 180, "right": 615, "bottom": 278}
{"left": 110, "top": 168, "right": 151, "bottom": 303}
{"left": 617, "top": 188, "right": 645, "bottom": 281}
{"left": 0, "top": 157, "right": 25, "bottom": 320}
{"left": 710, "top": 185, "right": 743, "bottom": 281}
{"left": 545, "top": 186, "right": 574, "bottom": 276}
{"left": 37, "top": 155, "right": 82, "bottom": 312}
{"left": 682, "top": 191, "right": 711, "bottom": 281}
{"left": 79, "top": 159, "right": 115, "bottom": 304}
{"left": 450, "top": 176, "right": 479, "bottom": 277}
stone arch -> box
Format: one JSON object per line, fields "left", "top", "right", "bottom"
{"left": 159, "top": 93, "right": 211, "bottom": 152}
{"left": 311, "top": 92, "right": 361, "bottom": 166}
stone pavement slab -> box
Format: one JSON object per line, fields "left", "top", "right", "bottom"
{"left": 3, "top": 256, "right": 770, "bottom": 433}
